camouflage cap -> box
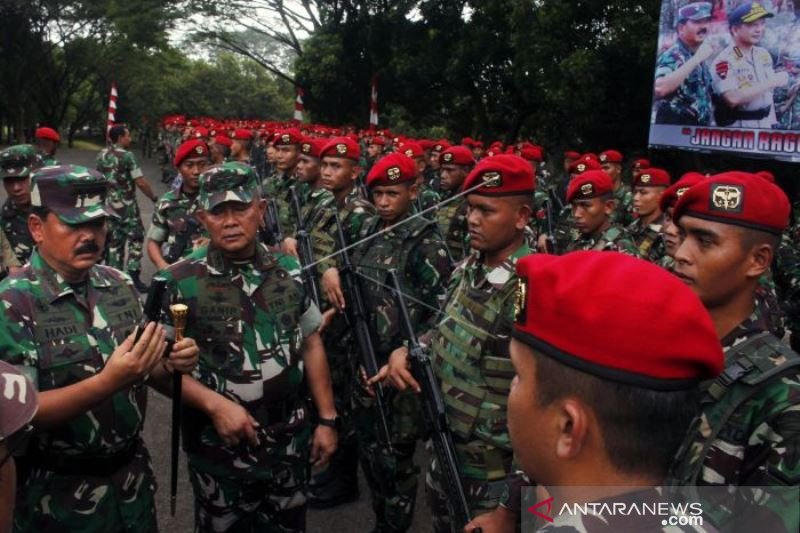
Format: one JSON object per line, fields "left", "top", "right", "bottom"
{"left": 30, "top": 165, "right": 116, "bottom": 224}
{"left": 0, "top": 144, "right": 44, "bottom": 179}
{"left": 198, "top": 161, "right": 261, "bottom": 210}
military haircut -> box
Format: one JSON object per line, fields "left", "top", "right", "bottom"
{"left": 30, "top": 206, "right": 51, "bottom": 220}
{"left": 738, "top": 225, "right": 780, "bottom": 254}
{"left": 108, "top": 125, "right": 128, "bottom": 143}
{"left": 533, "top": 350, "right": 700, "bottom": 478}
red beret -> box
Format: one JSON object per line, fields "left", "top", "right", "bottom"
{"left": 633, "top": 167, "right": 671, "bottom": 188}
{"left": 366, "top": 153, "right": 417, "bottom": 188}
{"left": 566, "top": 170, "right": 613, "bottom": 202}
{"left": 756, "top": 170, "right": 775, "bottom": 184}
{"left": 462, "top": 155, "right": 535, "bottom": 197}
{"left": 564, "top": 151, "right": 581, "bottom": 160}
{"left": 232, "top": 128, "right": 252, "bottom": 141}
{"left": 419, "top": 140, "right": 435, "bottom": 151}
{"left": 174, "top": 140, "right": 209, "bottom": 167}
{"left": 299, "top": 137, "right": 327, "bottom": 159}
{"left": 193, "top": 126, "right": 209, "bottom": 138}
{"left": 659, "top": 172, "right": 706, "bottom": 212}
{"left": 599, "top": 150, "right": 623, "bottom": 164}
{"left": 512, "top": 252, "right": 723, "bottom": 389}
{"left": 213, "top": 135, "right": 232, "bottom": 147}
{"left": 581, "top": 153, "right": 600, "bottom": 163}
{"left": 439, "top": 146, "right": 476, "bottom": 167}
{"left": 518, "top": 145, "right": 544, "bottom": 162}
{"left": 674, "top": 171, "right": 790, "bottom": 236}
{"left": 567, "top": 158, "right": 602, "bottom": 175}
{"left": 369, "top": 135, "right": 387, "bottom": 146}
{"left": 461, "top": 137, "right": 475, "bottom": 147}
{"left": 432, "top": 140, "right": 451, "bottom": 153}
{"left": 633, "top": 158, "right": 651, "bottom": 169}
{"left": 399, "top": 142, "right": 424, "bottom": 159}
{"left": 320, "top": 137, "right": 361, "bottom": 161}
{"left": 274, "top": 128, "right": 303, "bottom": 146}
{"left": 36, "top": 127, "right": 60, "bottom": 143}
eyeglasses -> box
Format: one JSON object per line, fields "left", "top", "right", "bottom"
{"left": 0, "top": 423, "right": 34, "bottom": 469}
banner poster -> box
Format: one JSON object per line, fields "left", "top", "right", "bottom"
{"left": 649, "top": 1, "right": 800, "bottom": 162}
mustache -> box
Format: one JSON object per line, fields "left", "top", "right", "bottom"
{"left": 698, "top": 28, "right": 708, "bottom": 36}
{"left": 75, "top": 242, "right": 100, "bottom": 254}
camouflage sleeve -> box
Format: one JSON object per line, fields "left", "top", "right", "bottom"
{"left": 0, "top": 282, "right": 40, "bottom": 385}
{"left": 609, "top": 235, "right": 643, "bottom": 258}
{"left": 147, "top": 197, "right": 170, "bottom": 242}
{"left": 407, "top": 232, "right": 452, "bottom": 334}
{"left": 654, "top": 47, "right": 681, "bottom": 79}
{"left": 125, "top": 151, "right": 144, "bottom": 179}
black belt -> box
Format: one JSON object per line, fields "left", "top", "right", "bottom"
{"left": 250, "top": 397, "right": 302, "bottom": 427}
{"left": 734, "top": 106, "right": 771, "bottom": 121}
{"left": 23, "top": 439, "right": 140, "bottom": 477}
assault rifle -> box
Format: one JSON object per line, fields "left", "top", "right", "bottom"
{"left": 264, "top": 198, "right": 284, "bottom": 246}
{"left": 289, "top": 186, "right": 320, "bottom": 306}
{"left": 388, "top": 269, "right": 480, "bottom": 533}
{"left": 333, "top": 211, "right": 393, "bottom": 449}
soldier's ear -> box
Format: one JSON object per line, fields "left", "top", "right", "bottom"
{"left": 195, "top": 210, "right": 207, "bottom": 228}
{"left": 27, "top": 213, "right": 45, "bottom": 244}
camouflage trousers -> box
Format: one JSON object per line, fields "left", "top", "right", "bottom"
{"left": 425, "top": 452, "right": 509, "bottom": 533}
{"left": 352, "top": 380, "right": 425, "bottom": 533}
{"left": 106, "top": 201, "right": 144, "bottom": 272}
{"left": 13, "top": 444, "right": 157, "bottom": 533}
{"left": 187, "top": 424, "right": 312, "bottom": 533}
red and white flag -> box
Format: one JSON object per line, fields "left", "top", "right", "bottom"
{"left": 106, "top": 82, "right": 118, "bottom": 140}
{"left": 294, "top": 87, "right": 304, "bottom": 122}
{"left": 369, "top": 77, "right": 379, "bottom": 130}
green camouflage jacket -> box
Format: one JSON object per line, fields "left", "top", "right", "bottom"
{"left": 350, "top": 213, "right": 451, "bottom": 357}
{"left": 627, "top": 213, "right": 667, "bottom": 262}
{"left": 0, "top": 250, "right": 144, "bottom": 454}
{"left": 432, "top": 244, "right": 530, "bottom": 482}
{"left": 435, "top": 190, "right": 470, "bottom": 263}
{"left": 566, "top": 225, "right": 641, "bottom": 257}
{"left": 160, "top": 243, "right": 322, "bottom": 479}
{"left": 0, "top": 199, "right": 34, "bottom": 263}
{"left": 668, "top": 306, "right": 800, "bottom": 531}
{"left": 612, "top": 183, "right": 635, "bottom": 227}
{"left": 147, "top": 186, "right": 205, "bottom": 262}
{"left": 262, "top": 170, "right": 308, "bottom": 237}
{"left": 654, "top": 37, "right": 713, "bottom": 125}
{"left": 95, "top": 144, "right": 144, "bottom": 210}
{"left": 314, "top": 186, "right": 376, "bottom": 274}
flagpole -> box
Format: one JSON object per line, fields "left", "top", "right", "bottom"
{"left": 107, "top": 82, "right": 118, "bottom": 145}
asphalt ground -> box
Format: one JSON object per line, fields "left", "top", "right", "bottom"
{"left": 2, "top": 146, "right": 434, "bottom": 533}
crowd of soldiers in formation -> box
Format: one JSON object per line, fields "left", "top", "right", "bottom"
{"left": 0, "top": 117, "right": 798, "bottom": 533}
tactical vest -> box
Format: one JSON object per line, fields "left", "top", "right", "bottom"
{"left": 30, "top": 275, "right": 143, "bottom": 453}
{"left": 432, "top": 270, "right": 518, "bottom": 464}
{"left": 669, "top": 332, "right": 800, "bottom": 486}
{"left": 352, "top": 216, "right": 434, "bottom": 356}
{"left": 191, "top": 259, "right": 305, "bottom": 402}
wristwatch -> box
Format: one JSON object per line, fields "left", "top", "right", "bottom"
{"left": 317, "top": 415, "right": 340, "bottom": 430}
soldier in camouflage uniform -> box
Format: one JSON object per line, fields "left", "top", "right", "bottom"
{"left": 435, "top": 146, "right": 476, "bottom": 263}
{"left": 669, "top": 172, "right": 800, "bottom": 532}
{"left": 775, "top": 212, "right": 800, "bottom": 353}
{"left": 599, "top": 150, "right": 634, "bottom": 227}
{"left": 161, "top": 161, "right": 338, "bottom": 533}
{"left": 425, "top": 140, "right": 449, "bottom": 192}
{"left": 262, "top": 128, "right": 306, "bottom": 240}
{"left": 399, "top": 141, "right": 440, "bottom": 213}
{"left": 0, "top": 164, "right": 198, "bottom": 533}
{"left": 480, "top": 251, "right": 722, "bottom": 533}
{"left": 653, "top": 2, "right": 715, "bottom": 125}
{"left": 0, "top": 144, "right": 43, "bottom": 264}
{"left": 374, "top": 155, "right": 535, "bottom": 533}
{"left": 627, "top": 167, "right": 670, "bottom": 262}
{"left": 322, "top": 153, "right": 451, "bottom": 533}
{"left": 146, "top": 139, "right": 210, "bottom": 270}
{"left": 96, "top": 124, "right": 159, "bottom": 292}
{"left": 657, "top": 172, "right": 706, "bottom": 271}
{"left": 564, "top": 170, "right": 641, "bottom": 256}
{"left": 303, "top": 138, "right": 377, "bottom": 508}
{"left": 34, "top": 127, "right": 60, "bottom": 166}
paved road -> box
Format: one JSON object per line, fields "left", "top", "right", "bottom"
{"left": 3, "top": 147, "right": 434, "bottom": 533}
